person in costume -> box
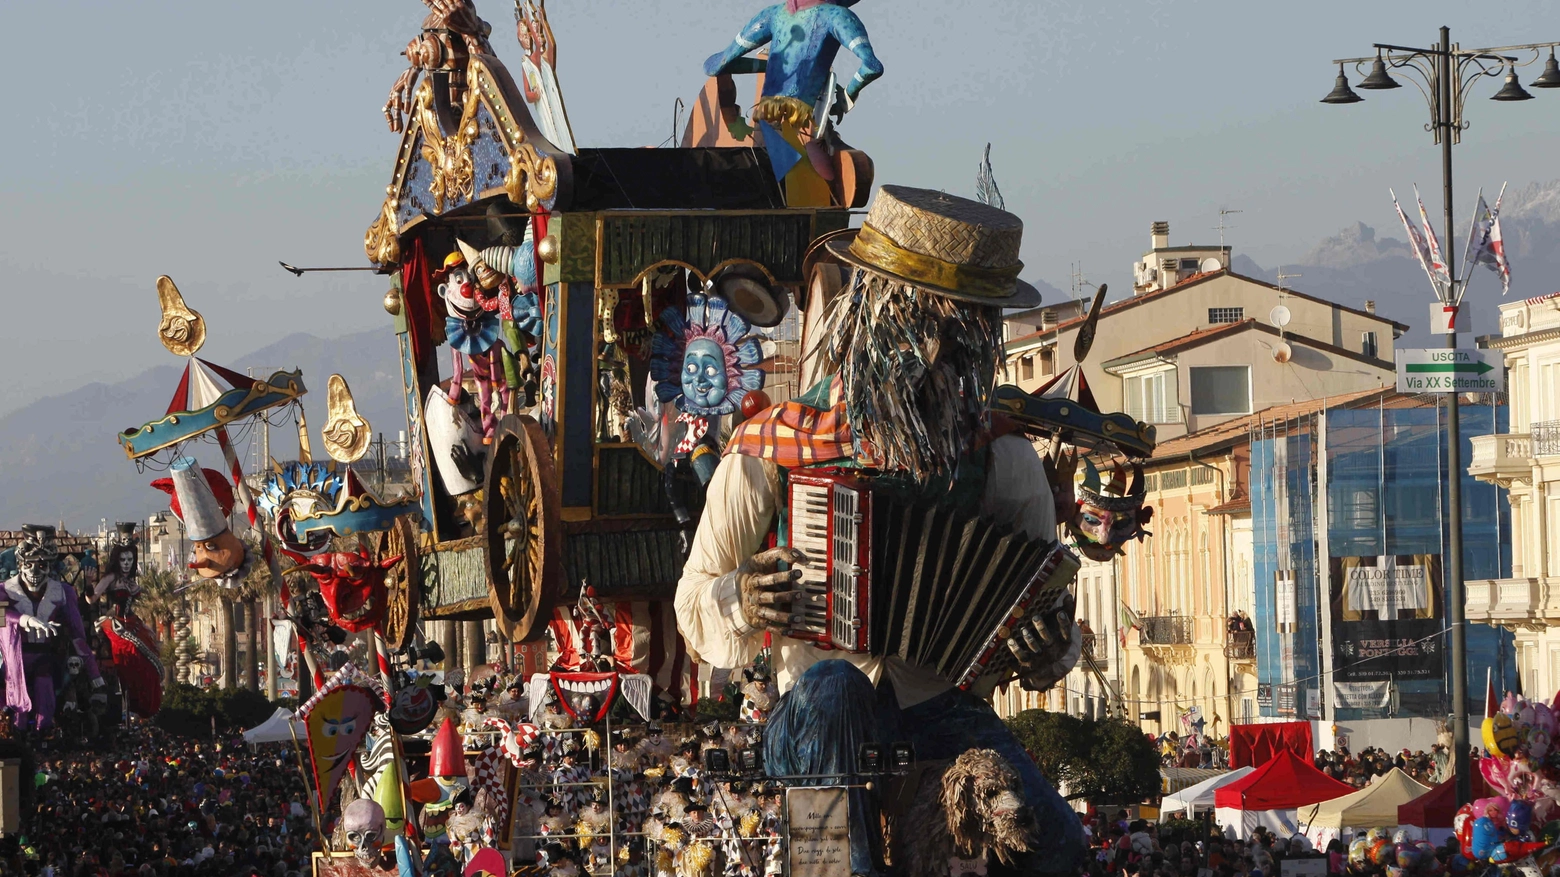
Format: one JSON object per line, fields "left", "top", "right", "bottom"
{"left": 1, "top": 525, "right": 105, "bottom": 731}
{"left": 675, "top": 186, "right": 1084, "bottom": 875}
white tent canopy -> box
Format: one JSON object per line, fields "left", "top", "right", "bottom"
{"left": 242, "top": 707, "right": 306, "bottom": 744}
{"left": 1162, "top": 767, "right": 1255, "bottom": 817}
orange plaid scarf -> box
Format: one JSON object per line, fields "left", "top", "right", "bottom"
{"left": 724, "top": 376, "right": 879, "bottom": 469}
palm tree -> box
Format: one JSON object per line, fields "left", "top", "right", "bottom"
{"left": 136, "top": 569, "right": 183, "bottom": 689}
{"left": 237, "top": 542, "right": 279, "bottom": 693}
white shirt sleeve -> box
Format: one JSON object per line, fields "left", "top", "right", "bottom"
{"left": 981, "top": 434, "right": 1057, "bottom": 541}
{"left": 674, "top": 453, "right": 776, "bottom": 670}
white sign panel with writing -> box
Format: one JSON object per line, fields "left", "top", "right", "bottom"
{"left": 787, "top": 787, "right": 851, "bottom": 877}
{"left": 1345, "top": 562, "right": 1429, "bottom": 618}
{"left": 1395, "top": 348, "right": 1503, "bottom": 394}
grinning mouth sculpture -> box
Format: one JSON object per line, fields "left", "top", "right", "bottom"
{"left": 551, "top": 672, "right": 621, "bottom": 724}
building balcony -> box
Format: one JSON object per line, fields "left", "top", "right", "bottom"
{"left": 1466, "top": 577, "right": 1552, "bottom": 630}
{"left": 1138, "top": 616, "right": 1196, "bottom": 665}
{"left": 1224, "top": 629, "right": 1255, "bottom": 661}
{"left": 1468, "top": 433, "right": 1533, "bottom": 487}
{"left": 1080, "top": 632, "right": 1099, "bottom": 662}
{"left": 1140, "top": 616, "right": 1194, "bottom": 645}
{"left": 1537, "top": 420, "right": 1560, "bottom": 457}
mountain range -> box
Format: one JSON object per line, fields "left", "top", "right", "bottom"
{"left": 0, "top": 330, "right": 406, "bottom": 533}
{"left": 9, "top": 180, "right": 1560, "bottom": 530}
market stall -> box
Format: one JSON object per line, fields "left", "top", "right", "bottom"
{"left": 1300, "top": 768, "right": 1429, "bottom": 847}
{"left": 1160, "top": 767, "right": 1255, "bottom": 818}
{"left": 1397, "top": 770, "right": 1491, "bottom": 845}
{"left": 1214, "top": 751, "right": 1354, "bottom": 839}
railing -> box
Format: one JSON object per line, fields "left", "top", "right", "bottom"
{"left": 1140, "top": 615, "right": 1194, "bottom": 646}
{"left": 1535, "top": 420, "right": 1560, "bottom": 457}
{"left": 1224, "top": 629, "right": 1255, "bottom": 660}
{"left": 1468, "top": 433, "right": 1532, "bottom": 468}
{"left": 1080, "top": 632, "right": 1099, "bottom": 661}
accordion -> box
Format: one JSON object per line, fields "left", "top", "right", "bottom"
{"left": 786, "top": 469, "right": 1081, "bottom": 690}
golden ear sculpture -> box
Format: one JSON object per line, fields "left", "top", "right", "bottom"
{"left": 155, "top": 276, "right": 207, "bottom": 357}
{"left": 322, "top": 374, "right": 372, "bottom": 464}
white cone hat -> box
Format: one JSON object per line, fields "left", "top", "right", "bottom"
{"left": 170, "top": 457, "right": 229, "bottom": 541}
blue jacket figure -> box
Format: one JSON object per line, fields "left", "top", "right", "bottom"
{"left": 704, "top": 0, "right": 884, "bottom": 195}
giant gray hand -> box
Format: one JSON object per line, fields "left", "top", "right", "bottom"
{"left": 17, "top": 615, "right": 59, "bottom": 639}
{"left": 737, "top": 547, "right": 807, "bottom": 633}
{"left": 1006, "top": 591, "right": 1081, "bottom": 692}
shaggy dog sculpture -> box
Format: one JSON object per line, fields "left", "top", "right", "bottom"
{"left": 893, "top": 749, "right": 1036, "bottom": 877}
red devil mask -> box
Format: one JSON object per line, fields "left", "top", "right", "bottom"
{"left": 293, "top": 549, "right": 401, "bottom": 633}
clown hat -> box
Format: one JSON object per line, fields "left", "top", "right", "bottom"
{"left": 157, "top": 458, "right": 235, "bottom": 541}
{"left": 429, "top": 717, "right": 466, "bottom": 778}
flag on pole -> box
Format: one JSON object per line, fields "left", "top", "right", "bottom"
{"left": 1467, "top": 184, "right": 1512, "bottom": 295}
{"left": 1414, "top": 185, "right": 1452, "bottom": 295}
{"left": 1392, "top": 188, "right": 1446, "bottom": 299}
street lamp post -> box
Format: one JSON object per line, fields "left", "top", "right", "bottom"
{"left": 1323, "top": 26, "right": 1560, "bottom": 806}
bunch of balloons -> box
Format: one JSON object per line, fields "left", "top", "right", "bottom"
{"left": 1480, "top": 693, "right": 1560, "bottom": 820}
{"left": 1347, "top": 828, "right": 1443, "bottom": 877}
{"left": 1453, "top": 796, "right": 1547, "bottom": 866}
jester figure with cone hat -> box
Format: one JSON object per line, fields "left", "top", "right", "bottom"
{"left": 151, "top": 457, "right": 251, "bottom": 588}
{"left": 411, "top": 717, "right": 472, "bottom": 848}
{"left": 1, "top": 524, "right": 105, "bottom": 731}
{"left": 676, "top": 185, "right": 1084, "bottom": 874}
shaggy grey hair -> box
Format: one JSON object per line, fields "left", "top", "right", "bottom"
{"left": 891, "top": 748, "right": 1035, "bottom": 877}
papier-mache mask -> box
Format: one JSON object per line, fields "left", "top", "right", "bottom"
{"left": 1066, "top": 458, "right": 1152, "bottom": 562}
{"left": 298, "top": 664, "right": 382, "bottom": 813}
{"left": 290, "top": 548, "right": 402, "bottom": 634}
{"left": 649, "top": 292, "right": 765, "bottom": 417}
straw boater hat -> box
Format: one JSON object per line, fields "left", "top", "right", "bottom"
{"left": 825, "top": 185, "right": 1042, "bottom": 309}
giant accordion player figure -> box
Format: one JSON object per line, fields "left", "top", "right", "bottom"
{"left": 675, "top": 186, "right": 1086, "bottom": 875}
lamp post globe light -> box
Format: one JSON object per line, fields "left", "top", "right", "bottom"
{"left": 1323, "top": 26, "right": 1560, "bottom": 807}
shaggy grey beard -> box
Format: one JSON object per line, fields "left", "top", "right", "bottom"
{"left": 814, "top": 269, "right": 1004, "bottom": 484}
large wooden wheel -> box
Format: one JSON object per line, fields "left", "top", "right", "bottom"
{"left": 484, "top": 414, "right": 563, "bottom": 643}
{"left": 375, "top": 515, "right": 422, "bottom": 651}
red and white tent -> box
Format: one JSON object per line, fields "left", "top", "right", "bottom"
{"left": 1214, "top": 750, "right": 1355, "bottom": 838}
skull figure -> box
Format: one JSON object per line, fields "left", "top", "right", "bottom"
{"left": 292, "top": 549, "right": 402, "bottom": 633}
{"left": 343, "top": 798, "right": 386, "bottom": 866}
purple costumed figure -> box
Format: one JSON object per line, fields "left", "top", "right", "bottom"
{"left": 2, "top": 525, "right": 104, "bottom": 731}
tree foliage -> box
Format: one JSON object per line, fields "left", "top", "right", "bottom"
{"left": 1007, "top": 710, "right": 1160, "bottom": 804}
{"left": 155, "top": 682, "right": 283, "bottom": 738}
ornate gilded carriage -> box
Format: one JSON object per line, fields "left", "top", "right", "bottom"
{"left": 365, "top": 50, "right": 853, "bottom": 643}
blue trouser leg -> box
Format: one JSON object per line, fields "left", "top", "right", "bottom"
{"left": 763, "top": 660, "right": 887, "bottom": 876}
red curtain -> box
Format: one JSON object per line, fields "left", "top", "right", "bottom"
{"left": 1229, "top": 721, "right": 1313, "bottom": 769}
{"left": 401, "top": 236, "right": 437, "bottom": 367}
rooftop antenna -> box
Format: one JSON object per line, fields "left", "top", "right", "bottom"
{"left": 1276, "top": 266, "right": 1302, "bottom": 292}
{"left": 1070, "top": 262, "right": 1098, "bottom": 310}
{"left": 1215, "top": 207, "right": 1243, "bottom": 251}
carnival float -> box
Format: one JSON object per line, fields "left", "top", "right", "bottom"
{"left": 22, "top": 1, "right": 1179, "bottom": 875}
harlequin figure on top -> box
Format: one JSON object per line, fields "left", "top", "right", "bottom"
{"left": 2, "top": 525, "right": 105, "bottom": 731}
{"left": 92, "top": 522, "right": 164, "bottom": 718}
{"left": 705, "top": 0, "right": 883, "bottom": 196}
{"left": 675, "top": 186, "right": 1084, "bottom": 875}
{"left": 151, "top": 457, "right": 251, "bottom": 587}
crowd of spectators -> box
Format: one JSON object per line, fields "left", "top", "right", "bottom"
{"left": 1315, "top": 746, "right": 1452, "bottom": 788}
{"left": 1081, "top": 817, "right": 1462, "bottom": 877}
{"left": 1, "top": 720, "right": 318, "bottom": 877}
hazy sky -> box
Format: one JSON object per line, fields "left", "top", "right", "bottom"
{"left": 6, "top": 0, "right": 1560, "bottom": 417}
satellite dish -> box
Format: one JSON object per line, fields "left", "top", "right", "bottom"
{"left": 1270, "top": 305, "right": 1292, "bottom": 328}
{"left": 1199, "top": 257, "right": 1223, "bottom": 274}
{"left": 1273, "top": 340, "right": 1293, "bottom": 364}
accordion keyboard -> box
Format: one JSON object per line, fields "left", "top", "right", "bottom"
{"left": 787, "top": 481, "right": 832, "bottom": 640}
